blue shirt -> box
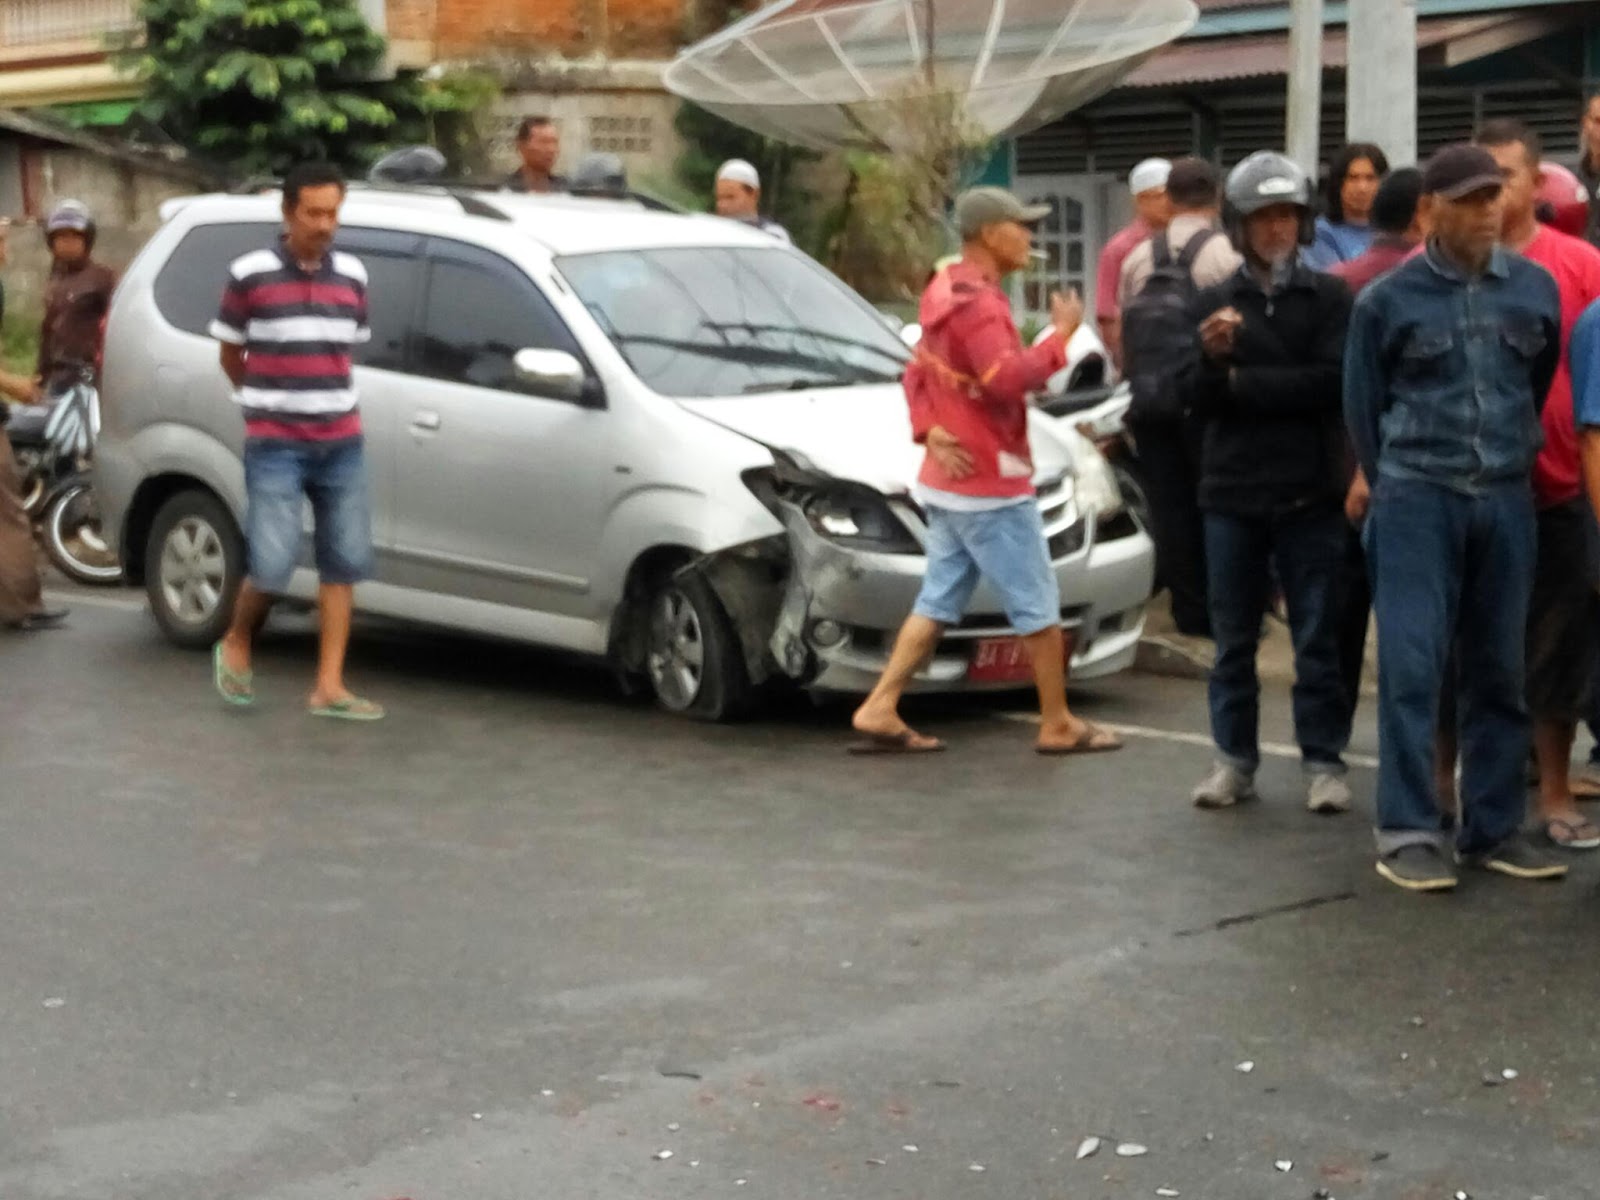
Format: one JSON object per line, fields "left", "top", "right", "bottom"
{"left": 1573, "top": 297, "right": 1600, "bottom": 429}
{"left": 1303, "top": 217, "right": 1374, "bottom": 271}
{"left": 1343, "top": 242, "right": 1561, "bottom": 494}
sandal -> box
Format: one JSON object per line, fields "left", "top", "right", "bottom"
{"left": 212, "top": 642, "right": 254, "bottom": 707}
{"left": 1542, "top": 816, "right": 1600, "bottom": 851}
{"left": 309, "top": 695, "right": 386, "bottom": 722}
{"left": 847, "top": 729, "right": 946, "bottom": 755}
{"left": 1036, "top": 721, "right": 1123, "bottom": 756}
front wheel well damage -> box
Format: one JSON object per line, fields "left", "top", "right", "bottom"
{"left": 608, "top": 539, "right": 794, "bottom": 691}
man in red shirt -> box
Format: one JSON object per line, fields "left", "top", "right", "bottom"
{"left": 1095, "top": 158, "right": 1172, "bottom": 369}
{"left": 1475, "top": 119, "right": 1600, "bottom": 849}
{"left": 850, "top": 188, "right": 1121, "bottom": 756}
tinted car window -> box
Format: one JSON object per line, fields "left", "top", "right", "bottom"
{"left": 154, "top": 223, "right": 420, "bottom": 374}
{"left": 557, "top": 246, "right": 909, "bottom": 398}
{"left": 153, "top": 221, "right": 276, "bottom": 336}
{"left": 416, "top": 241, "right": 579, "bottom": 393}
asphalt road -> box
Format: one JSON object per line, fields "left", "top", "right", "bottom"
{"left": 3, "top": 587, "right": 1598, "bottom": 1200}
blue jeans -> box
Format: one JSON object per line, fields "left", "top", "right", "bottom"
{"left": 1366, "top": 476, "right": 1534, "bottom": 855}
{"left": 1204, "top": 506, "right": 1350, "bottom": 775}
{"left": 243, "top": 437, "right": 373, "bottom": 594}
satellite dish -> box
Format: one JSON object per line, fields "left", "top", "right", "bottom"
{"left": 665, "top": 0, "right": 1198, "bottom": 153}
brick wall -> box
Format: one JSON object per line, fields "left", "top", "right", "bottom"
{"left": 430, "top": 0, "right": 689, "bottom": 59}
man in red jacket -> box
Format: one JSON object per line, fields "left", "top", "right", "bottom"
{"left": 850, "top": 188, "right": 1122, "bottom": 756}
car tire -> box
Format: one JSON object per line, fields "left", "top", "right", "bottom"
{"left": 145, "top": 489, "right": 246, "bottom": 650}
{"left": 643, "top": 571, "right": 751, "bottom": 721}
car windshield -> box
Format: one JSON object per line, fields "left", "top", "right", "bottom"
{"left": 557, "top": 246, "right": 910, "bottom": 398}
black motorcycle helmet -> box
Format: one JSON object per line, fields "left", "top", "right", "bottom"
{"left": 568, "top": 152, "right": 628, "bottom": 199}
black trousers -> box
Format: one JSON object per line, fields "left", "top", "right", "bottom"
{"left": 1130, "top": 415, "right": 1210, "bottom": 637}
{"left": 1337, "top": 522, "right": 1371, "bottom": 724}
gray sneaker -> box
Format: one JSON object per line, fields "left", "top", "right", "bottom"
{"left": 1375, "top": 844, "right": 1458, "bottom": 892}
{"left": 1459, "top": 834, "right": 1570, "bottom": 881}
{"left": 1191, "top": 762, "right": 1257, "bottom": 809}
{"left": 1306, "top": 773, "right": 1351, "bottom": 815}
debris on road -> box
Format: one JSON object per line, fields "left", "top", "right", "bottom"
{"left": 1501, "top": 1068, "right": 1518, "bottom": 1081}
{"left": 42, "top": 997, "right": 65, "bottom": 1009}
{"left": 660, "top": 1067, "right": 703, "bottom": 1081}
{"left": 653, "top": 1150, "right": 674, "bottom": 1161}
{"left": 926, "top": 1079, "right": 963, "bottom": 1088}
{"left": 903, "top": 1145, "right": 920, "bottom": 1153}
{"left": 1156, "top": 1189, "right": 1180, "bottom": 1197}
{"left": 667, "top": 1122, "right": 681, "bottom": 1131}
{"left": 1116, "top": 1143, "right": 1149, "bottom": 1158}
{"left": 969, "top": 1163, "right": 986, "bottom": 1172}
{"left": 471, "top": 1113, "right": 482, "bottom": 1121}
{"left": 866, "top": 1158, "right": 887, "bottom": 1167}
{"left": 1236, "top": 1061, "right": 1255, "bottom": 1073}
{"left": 1275, "top": 1160, "right": 1293, "bottom": 1172}
{"left": 1076, "top": 1136, "right": 1102, "bottom": 1160}
{"left": 1408, "top": 1016, "right": 1425, "bottom": 1027}
{"left": 540, "top": 1089, "right": 555, "bottom": 1097}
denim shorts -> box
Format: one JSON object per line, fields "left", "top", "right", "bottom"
{"left": 243, "top": 437, "right": 373, "bottom": 593}
{"left": 912, "top": 500, "right": 1060, "bottom": 635}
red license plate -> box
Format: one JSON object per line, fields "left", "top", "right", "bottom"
{"left": 966, "top": 633, "right": 1075, "bottom": 684}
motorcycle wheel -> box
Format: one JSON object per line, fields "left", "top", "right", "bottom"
{"left": 42, "top": 481, "right": 124, "bottom": 586}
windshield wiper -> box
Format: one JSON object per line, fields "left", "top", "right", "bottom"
{"left": 741, "top": 378, "right": 841, "bottom": 394}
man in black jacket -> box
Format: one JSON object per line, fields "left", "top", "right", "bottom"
{"left": 1182, "top": 151, "right": 1354, "bottom": 814}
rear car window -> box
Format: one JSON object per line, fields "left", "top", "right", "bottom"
{"left": 152, "top": 221, "right": 276, "bottom": 337}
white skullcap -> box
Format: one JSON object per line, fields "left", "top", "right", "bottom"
{"left": 716, "top": 158, "right": 761, "bottom": 189}
{"left": 1128, "top": 157, "right": 1172, "bottom": 196}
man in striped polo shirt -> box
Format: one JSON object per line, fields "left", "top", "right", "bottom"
{"left": 209, "top": 161, "right": 383, "bottom": 720}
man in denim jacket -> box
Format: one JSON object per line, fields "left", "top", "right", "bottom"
{"left": 1345, "top": 144, "right": 1563, "bottom": 892}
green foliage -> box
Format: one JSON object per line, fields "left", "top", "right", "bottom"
{"left": 672, "top": 102, "right": 818, "bottom": 248}
{"left": 126, "top": 0, "right": 479, "bottom": 179}
{"left": 2, "top": 305, "right": 41, "bottom": 376}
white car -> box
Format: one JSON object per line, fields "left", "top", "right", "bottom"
{"left": 96, "top": 185, "right": 1154, "bottom": 719}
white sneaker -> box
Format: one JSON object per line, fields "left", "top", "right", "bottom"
{"left": 1306, "top": 773, "right": 1351, "bottom": 815}
{"left": 1192, "top": 762, "right": 1257, "bottom": 809}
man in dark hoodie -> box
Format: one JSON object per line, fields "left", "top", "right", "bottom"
{"left": 1181, "top": 151, "right": 1354, "bottom": 814}
{"left": 849, "top": 187, "right": 1121, "bottom": 757}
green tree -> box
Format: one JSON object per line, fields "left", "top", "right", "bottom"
{"left": 128, "top": 0, "right": 460, "bottom": 179}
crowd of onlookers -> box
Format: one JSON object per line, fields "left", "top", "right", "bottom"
{"left": 1080, "top": 91, "right": 1600, "bottom": 891}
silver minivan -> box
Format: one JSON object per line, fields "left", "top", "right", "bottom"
{"left": 96, "top": 186, "right": 1153, "bottom": 719}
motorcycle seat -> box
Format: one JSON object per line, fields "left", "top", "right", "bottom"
{"left": 5, "top": 405, "right": 52, "bottom": 444}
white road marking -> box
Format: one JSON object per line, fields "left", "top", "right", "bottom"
{"left": 45, "top": 589, "right": 147, "bottom": 614}
{"left": 996, "top": 711, "right": 1379, "bottom": 770}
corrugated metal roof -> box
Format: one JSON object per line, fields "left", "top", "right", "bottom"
{"left": 1123, "top": 14, "right": 1529, "bottom": 87}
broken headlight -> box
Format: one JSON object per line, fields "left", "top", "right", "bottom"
{"left": 799, "top": 486, "right": 920, "bottom": 554}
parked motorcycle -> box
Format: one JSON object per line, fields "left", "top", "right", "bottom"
{"left": 7, "top": 370, "right": 122, "bottom": 585}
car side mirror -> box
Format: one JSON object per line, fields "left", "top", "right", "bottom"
{"left": 512, "top": 348, "right": 603, "bottom": 405}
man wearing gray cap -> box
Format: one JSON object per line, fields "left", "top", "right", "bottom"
{"left": 1345, "top": 143, "right": 1564, "bottom": 891}
{"left": 850, "top": 187, "right": 1120, "bottom": 755}
{"left": 1095, "top": 157, "right": 1173, "bottom": 368}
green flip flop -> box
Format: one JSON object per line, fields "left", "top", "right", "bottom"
{"left": 213, "top": 642, "right": 254, "bottom": 707}
{"left": 309, "top": 695, "right": 386, "bottom": 722}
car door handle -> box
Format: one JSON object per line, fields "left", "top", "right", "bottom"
{"left": 411, "top": 411, "right": 441, "bottom": 432}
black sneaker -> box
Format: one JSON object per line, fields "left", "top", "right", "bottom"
{"left": 1459, "top": 834, "right": 1569, "bottom": 881}
{"left": 1375, "top": 844, "right": 1458, "bottom": 892}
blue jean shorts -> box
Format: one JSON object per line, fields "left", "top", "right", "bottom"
{"left": 912, "top": 500, "right": 1060, "bottom": 635}
{"left": 243, "top": 437, "right": 373, "bottom": 594}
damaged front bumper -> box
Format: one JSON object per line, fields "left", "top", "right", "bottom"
{"left": 701, "top": 466, "right": 1154, "bottom": 697}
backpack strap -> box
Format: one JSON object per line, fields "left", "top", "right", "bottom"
{"left": 1176, "top": 228, "right": 1223, "bottom": 272}
{"left": 1150, "top": 232, "right": 1175, "bottom": 269}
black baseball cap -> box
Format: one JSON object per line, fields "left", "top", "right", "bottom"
{"left": 1422, "top": 144, "right": 1504, "bottom": 201}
